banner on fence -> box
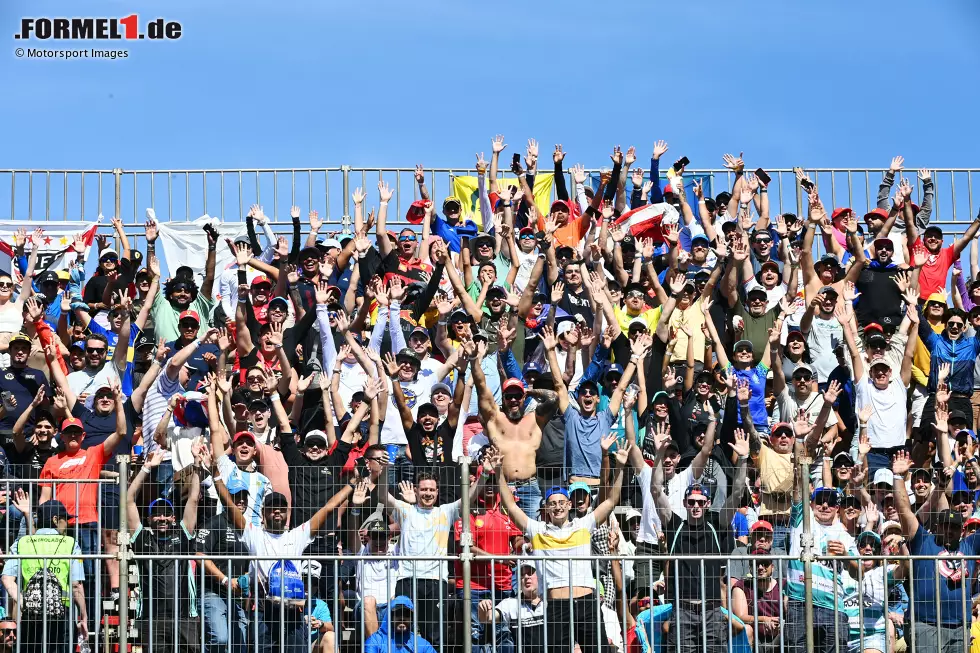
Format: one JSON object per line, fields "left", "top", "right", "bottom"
{"left": 451, "top": 173, "right": 555, "bottom": 228}
{"left": 155, "top": 215, "right": 247, "bottom": 284}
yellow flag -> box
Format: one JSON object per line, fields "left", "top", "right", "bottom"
{"left": 451, "top": 174, "right": 555, "bottom": 229}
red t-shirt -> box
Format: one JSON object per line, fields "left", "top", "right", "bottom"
{"left": 916, "top": 242, "right": 955, "bottom": 300}
{"left": 40, "top": 444, "right": 108, "bottom": 525}
{"left": 454, "top": 507, "right": 522, "bottom": 591}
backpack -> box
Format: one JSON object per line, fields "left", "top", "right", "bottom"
{"left": 22, "top": 538, "right": 70, "bottom": 619}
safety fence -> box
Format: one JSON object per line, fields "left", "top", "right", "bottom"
{"left": 0, "top": 166, "right": 977, "bottom": 239}
{"left": 0, "top": 466, "right": 977, "bottom": 653}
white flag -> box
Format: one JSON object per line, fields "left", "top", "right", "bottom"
{"left": 0, "top": 220, "right": 100, "bottom": 274}
{"left": 155, "top": 215, "right": 247, "bottom": 298}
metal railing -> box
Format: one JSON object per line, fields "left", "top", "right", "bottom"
{"left": 1, "top": 166, "right": 977, "bottom": 238}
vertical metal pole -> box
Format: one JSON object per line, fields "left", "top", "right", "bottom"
{"left": 799, "top": 453, "right": 815, "bottom": 653}
{"left": 341, "top": 166, "right": 352, "bottom": 233}
{"left": 117, "top": 455, "right": 130, "bottom": 653}
{"left": 460, "top": 457, "right": 473, "bottom": 653}
{"left": 113, "top": 168, "right": 122, "bottom": 220}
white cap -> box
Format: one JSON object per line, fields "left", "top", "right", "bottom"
{"left": 624, "top": 508, "right": 642, "bottom": 522}
{"left": 872, "top": 468, "right": 894, "bottom": 486}
{"left": 556, "top": 321, "right": 575, "bottom": 336}
{"left": 879, "top": 519, "right": 902, "bottom": 535}
{"left": 322, "top": 238, "right": 343, "bottom": 250}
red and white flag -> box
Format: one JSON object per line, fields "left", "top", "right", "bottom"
{"left": 0, "top": 220, "right": 100, "bottom": 274}
{"left": 612, "top": 202, "right": 679, "bottom": 244}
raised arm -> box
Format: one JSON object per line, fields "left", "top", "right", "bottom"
{"left": 721, "top": 428, "right": 750, "bottom": 527}
{"left": 382, "top": 352, "right": 416, "bottom": 432}
{"left": 593, "top": 436, "right": 631, "bottom": 525}
{"left": 542, "top": 326, "right": 570, "bottom": 413}
{"left": 890, "top": 451, "right": 919, "bottom": 538}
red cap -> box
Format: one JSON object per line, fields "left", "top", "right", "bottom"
{"left": 233, "top": 431, "right": 256, "bottom": 445}
{"left": 250, "top": 275, "right": 272, "bottom": 288}
{"left": 61, "top": 417, "right": 84, "bottom": 432}
{"left": 751, "top": 520, "right": 774, "bottom": 533}
{"left": 502, "top": 378, "right": 526, "bottom": 395}
{"left": 964, "top": 517, "right": 980, "bottom": 529}
{"left": 831, "top": 207, "right": 853, "bottom": 221}
{"left": 325, "top": 285, "right": 341, "bottom": 297}
{"left": 662, "top": 184, "right": 675, "bottom": 195}
{"left": 550, "top": 200, "right": 571, "bottom": 213}
{"left": 770, "top": 422, "right": 794, "bottom": 437}
{"left": 406, "top": 200, "right": 428, "bottom": 225}
{"left": 864, "top": 208, "right": 888, "bottom": 221}
{"left": 864, "top": 323, "right": 884, "bottom": 335}
{"left": 518, "top": 227, "right": 535, "bottom": 237}
{"left": 760, "top": 260, "right": 780, "bottom": 273}
{"left": 178, "top": 310, "right": 200, "bottom": 324}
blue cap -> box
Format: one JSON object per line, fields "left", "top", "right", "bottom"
{"left": 70, "top": 340, "right": 86, "bottom": 351}
{"left": 268, "top": 296, "right": 289, "bottom": 309}
{"left": 544, "top": 486, "right": 568, "bottom": 502}
{"left": 604, "top": 364, "right": 624, "bottom": 379}
{"left": 691, "top": 234, "right": 710, "bottom": 246}
{"left": 568, "top": 482, "right": 592, "bottom": 496}
{"left": 148, "top": 498, "right": 175, "bottom": 515}
{"left": 524, "top": 361, "right": 544, "bottom": 376}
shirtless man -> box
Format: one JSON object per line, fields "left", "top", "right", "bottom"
{"left": 472, "top": 350, "right": 557, "bottom": 520}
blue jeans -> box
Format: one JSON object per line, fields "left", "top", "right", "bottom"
{"left": 73, "top": 523, "right": 100, "bottom": 630}
{"left": 458, "top": 588, "right": 514, "bottom": 651}
{"left": 202, "top": 591, "right": 248, "bottom": 653}
{"left": 385, "top": 444, "right": 412, "bottom": 488}
{"left": 510, "top": 478, "right": 542, "bottom": 521}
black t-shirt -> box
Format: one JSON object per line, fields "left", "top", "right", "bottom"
{"left": 0, "top": 366, "right": 49, "bottom": 431}
{"left": 82, "top": 275, "right": 110, "bottom": 310}
{"left": 558, "top": 287, "right": 594, "bottom": 326}
{"left": 132, "top": 523, "right": 196, "bottom": 614}
{"left": 5, "top": 442, "right": 57, "bottom": 481}
{"left": 663, "top": 512, "right": 732, "bottom": 601}
{"left": 855, "top": 263, "right": 904, "bottom": 330}
{"left": 74, "top": 399, "right": 137, "bottom": 473}
{"left": 280, "top": 431, "right": 351, "bottom": 528}
{"left": 535, "top": 408, "right": 565, "bottom": 487}
{"left": 406, "top": 421, "right": 459, "bottom": 505}
{"left": 194, "top": 513, "right": 249, "bottom": 595}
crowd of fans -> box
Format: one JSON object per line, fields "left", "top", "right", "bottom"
{"left": 0, "top": 139, "right": 978, "bottom": 653}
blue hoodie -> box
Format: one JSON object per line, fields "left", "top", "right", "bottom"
{"left": 364, "top": 596, "right": 436, "bottom": 653}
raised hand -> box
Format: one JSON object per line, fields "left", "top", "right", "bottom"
{"left": 624, "top": 146, "right": 637, "bottom": 166}
{"left": 823, "top": 379, "right": 842, "bottom": 404}
{"left": 934, "top": 401, "right": 949, "bottom": 433}
{"left": 600, "top": 432, "right": 617, "bottom": 452}
{"left": 652, "top": 421, "right": 671, "bottom": 451}
{"left": 731, "top": 429, "right": 750, "bottom": 458}
{"left": 652, "top": 140, "right": 669, "bottom": 161}
{"left": 234, "top": 242, "right": 251, "bottom": 267}
{"left": 475, "top": 152, "right": 488, "bottom": 174}
{"left": 352, "top": 187, "right": 366, "bottom": 205}
{"left": 614, "top": 441, "right": 632, "bottom": 466}
{"left": 918, "top": 169, "right": 932, "bottom": 182}
{"left": 541, "top": 325, "right": 558, "bottom": 351}
{"left": 722, "top": 152, "right": 745, "bottom": 172}
{"left": 550, "top": 280, "right": 565, "bottom": 304}
{"left": 631, "top": 168, "right": 644, "bottom": 187}
{"left": 382, "top": 352, "right": 400, "bottom": 378}
{"left": 889, "top": 155, "right": 905, "bottom": 173}
{"left": 398, "top": 481, "right": 417, "bottom": 504}
{"left": 891, "top": 450, "right": 912, "bottom": 476}
{"left": 491, "top": 134, "right": 506, "bottom": 154}
{"left": 571, "top": 163, "right": 587, "bottom": 185}
{"left": 414, "top": 165, "right": 425, "bottom": 185}
{"left": 378, "top": 181, "right": 393, "bottom": 203}
{"left": 736, "top": 378, "right": 751, "bottom": 404}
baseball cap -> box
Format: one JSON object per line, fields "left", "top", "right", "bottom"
{"left": 924, "top": 225, "right": 944, "bottom": 237}
{"left": 443, "top": 197, "right": 462, "bottom": 211}
{"left": 786, "top": 326, "right": 806, "bottom": 341}
{"left": 832, "top": 452, "right": 855, "bottom": 468}
{"left": 691, "top": 234, "right": 710, "bottom": 247}
{"left": 733, "top": 339, "right": 754, "bottom": 352}
{"left": 250, "top": 275, "right": 272, "bottom": 288}
{"left": 544, "top": 486, "right": 569, "bottom": 502}
{"left": 873, "top": 238, "right": 895, "bottom": 251}
{"left": 148, "top": 498, "right": 175, "bottom": 516}
{"left": 863, "top": 323, "right": 885, "bottom": 336}
{"left": 817, "top": 285, "right": 839, "bottom": 296}
{"left": 322, "top": 238, "right": 343, "bottom": 250}
{"left": 760, "top": 260, "right": 780, "bottom": 274}
{"left": 37, "top": 270, "right": 59, "bottom": 285}
{"left": 750, "top": 520, "right": 774, "bottom": 533}
{"left": 430, "top": 382, "right": 452, "bottom": 397}
{"left": 178, "top": 310, "right": 200, "bottom": 324}
{"left": 935, "top": 509, "right": 963, "bottom": 527}
{"left": 409, "top": 326, "right": 430, "bottom": 340}
{"left": 568, "top": 481, "right": 592, "bottom": 496}
{"left": 264, "top": 492, "right": 289, "bottom": 509}
{"left": 684, "top": 483, "right": 710, "bottom": 500}
{"left": 770, "top": 422, "right": 794, "bottom": 438}
{"left": 486, "top": 285, "right": 507, "bottom": 299}
{"left": 604, "top": 364, "right": 624, "bottom": 380}
{"left": 831, "top": 207, "right": 854, "bottom": 221}
{"left": 268, "top": 296, "right": 289, "bottom": 311}
{"left": 60, "top": 417, "right": 84, "bottom": 432}
{"left": 815, "top": 254, "right": 841, "bottom": 269}
{"left": 864, "top": 208, "right": 888, "bottom": 221}
{"left": 304, "top": 430, "right": 328, "bottom": 447}
{"left": 791, "top": 363, "right": 814, "bottom": 377}
{"left": 232, "top": 431, "right": 256, "bottom": 445}
{"left": 448, "top": 308, "right": 473, "bottom": 324}
{"left": 502, "top": 378, "right": 526, "bottom": 395}
{"left": 299, "top": 245, "right": 321, "bottom": 260}
{"left": 70, "top": 340, "right": 87, "bottom": 351}
{"left": 872, "top": 469, "right": 894, "bottom": 487}
{"left": 36, "top": 500, "right": 73, "bottom": 525}
{"left": 624, "top": 508, "right": 642, "bottom": 522}
{"left": 395, "top": 347, "right": 421, "bottom": 365}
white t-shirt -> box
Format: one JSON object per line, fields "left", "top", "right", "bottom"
{"left": 855, "top": 376, "right": 907, "bottom": 448}
{"left": 776, "top": 387, "right": 838, "bottom": 429}
{"left": 380, "top": 374, "right": 442, "bottom": 446}
{"left": 525, "top": 513, "right": 597, "bottom": 592}
{"left": 241, "top": 521, "right": 313, "bottom": 591}
{"left": 142, "top": 370, "right": 184, "bottom": 458}
{"left": 494, "top": 595, "right": 545, "bottom": 630}
{"left": 391, "top": 499, "right": 460, "bottom": 581}
{"left": 744, "top": 278, "right": 787, "bottom": 313}
{"left": 357, "top": 543, "right": 398, "bottom": 603}
{"left": 637, "top": 466, "right": 665, "bottom": 544}
{"left": 667, "top": 466, "right": 695, "bottom": 521}
{"left": 67, "top": 364, "right": 121, "bottom": 404}
{"left": 806, "top": 316, "right": 844, "bottom": 383}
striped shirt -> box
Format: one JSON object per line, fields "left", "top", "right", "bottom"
{"left": 526, "top": 514, "right": 597, "bottom": 592}
{"left": 142, "top": 370, "right": 184, "bottom": 458}
{"left": 786, "top": 502, "right": 856, "bottom": 610}
{"left": 218, "top": 455, "right": 270, "bottom": 527}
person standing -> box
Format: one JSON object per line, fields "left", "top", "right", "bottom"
{"left": 1, "top": 500, "right": 87, "bottom": 653}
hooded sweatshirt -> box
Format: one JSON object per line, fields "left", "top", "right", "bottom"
{"left": 364, "top": 596, "right": 436, "bottom": 653}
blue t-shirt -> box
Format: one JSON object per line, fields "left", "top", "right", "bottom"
{"left": 88, "top": 323, "right": 142, "bottom": 396}
{"left": 728, "top": 362, "right": 770, "bottom": 430}
{"left": 563, "top": 404, "right": 613, "bottom": 479}
{"left": 731, "top": 512, "right": 750, "bottom": 539}
{"left": 908, "top": 524, "right": 980, "bottom": 625}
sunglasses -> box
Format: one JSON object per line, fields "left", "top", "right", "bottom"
{"left": 626, "top": 290, "right": 645, "bottom": 298}
{"left": 753, "top": 239, "right": 772, "bottom": 245}
{"left": 793, "top": 373, "right": 813, "bottom": 382}
{"left": 735, "top": 347, "right": 753, "bottom": 354}
{"left": 398, "top": 235, "right": 418, "bottom": 242}
{"left": 686, "top": 498, "right": 708, "bottom": 507}
{"left": 101, "top": 256, "right": 118, "bottom": 263}
{"left": 578, "top": 387, "right": 598, "bottom": 397}
{"left": 86, "top": 347, "right": 107, "bottom": 354}
{"left": 0, "top": 282, "right": 12, "bottom": 290}
{"left": 179, "top": 321, "right": 198, "bottom": 329}
{"left": 948, "top": 321, "right": 965, "bottom": 329}
{"left": 246, "top": 376, "right": 265, "bottom": 383}
{"left": 519, "top": 233, "right": 536, "bottom": 240}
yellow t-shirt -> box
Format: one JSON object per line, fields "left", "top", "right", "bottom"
{"left": 757, "top": 445, "right": 793, "bottom": 517}
{"left": 911, "top": 319, "right": 944, "bottom": 386}
{"left": 667, "top": 298, "right": 706, "bottom": 363}
{"left": 614, "top": 305, "right": 662, "bottom": 334}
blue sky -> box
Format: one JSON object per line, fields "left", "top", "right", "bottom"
{"left": 2, "top": 0, "right": 980, "bottom": 226}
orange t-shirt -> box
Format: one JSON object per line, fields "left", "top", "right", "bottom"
{"left": 537, "top": 214, "right": 588, "bottom": 249}
{"left": 40, "top": 445, "right": 108, "bottom": 525}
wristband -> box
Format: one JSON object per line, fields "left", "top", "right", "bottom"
{"left": 379, "top": 200, "right": 389, "bottom": 206}
{"left": 269, "top": 393, "right": 281, "bottom": 402}
{"left": 737, "top": 455, "right": 749, "bottom": 462}
{"left": 859, "top": 422, "right": 869, "bottom": 428}
{"left": 140, "top": 466, "right": 152, "bottom": 476}
{"left": 221, "top": 576, "right": 230, "bottom": 587}
{"left": 892, "top": 472, "right": 906, "bottom": 479}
